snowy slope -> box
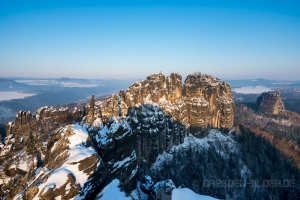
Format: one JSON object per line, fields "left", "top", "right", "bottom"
{"left": 95, "top": 179, "right": 218, "bottom": 200}
{"left": 95, "top": 179, "right": 130, "bottom": 200}
{"left": 152, "top": 129, "right": 237, "bottom": 170}
{"left": 13, "top": 124, "right": 101, "bottom": 200}
{"left": 172, "top": 188, "right": 218, "bottom": 200}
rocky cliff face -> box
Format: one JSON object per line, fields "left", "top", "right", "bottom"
{"left": 2, "top": 72, "right": 235, "bottom": 199}
{"left": 9, "top": 124, "right": 104, "bottom": 200}
{"left": 5, "top": 106, "right": 84, "bottom": 137}
{"left": 85, "top": 105, "right": 188, "bottom": 195}
{"left": 257, "top": 91, "right": 285, "bottom": 115}
{"left": 127, "top": 105, "right": 187, "bottom": 163}
{"left": 83, "top": 75, "right": 233, "bottom": 194}
{"left": 100, "top": 72, "right": 234, "bottom": 132}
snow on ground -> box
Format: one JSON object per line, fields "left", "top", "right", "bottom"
{"left": 179, "top": 129, "right": 236, "bottom": 151}
{"left": 92, "top": 117, "right": 103, "bottom": 128}
{"left": 95, "top": 179, "right": 218, "bottom": 200}
{"left": 152, "top": 129, "right": 236, "bottom": 170}
{"left": 32, "top": 124, "right": 98, "bottom": 200}
{"left": 232, "top": 86, "right": 272, "bottom": 94}
{"left": 69, "top": 124, "right": 89, "bottom": 147}
{"left": 31, "top": 167, "right": 50, "bottom": 185}
{"left": 62, "top": 146, "right": 96, "bottom": 186}
{"left": 95, "top": 179, "right": 130, "bottom": 200}
{"left": 40, "top": 168, "right": 70, "bottom": 191}
{"left": 9, "top": 156, "right": 31, "bottom": 172}
{"left": 0, "top": 177, "right": 10, "bottom": 184}
{"left": 95, "top": 117, "right": 132, "bottom": 147}
{"left": 172, "top": 188, "right": 218, "bottom": 200}
{"left": 0, "top": 91, "right": 36, "bottom": 101}
{"left": 97, "top": 125, "right": 109, "bottom": 144}
{"left": 110, "top": 150, "right": 136, "bottom": 173}
{"left": 152, "top": 129, "right": 251, "bottom": 191}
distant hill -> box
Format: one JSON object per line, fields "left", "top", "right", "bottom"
{"left": 0, "top": 78, "right": 134, "bottom": 124}
{"left": 0, "top": 79, "right": 32, "bottom": 91}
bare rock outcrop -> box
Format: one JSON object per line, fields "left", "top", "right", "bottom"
{"left": 100, "top": 72, "right": 234, "bottom": 132}
{"left": 5, "top": 106, "right": 84, "bottom": 138}
{"left": 257, "top": 91, "right": 285, "bottom": 115}
{"left": 13, "top": 124, "right": 104, "bottom": 200}
{"left": 84, "top": 96, "right": 103, "bottom": 125}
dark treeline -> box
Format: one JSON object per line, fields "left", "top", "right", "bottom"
{"left": 139, "top": 130, "right": 300, "bottom": 199}
{"left": 0, "top": 124, "right": 5, "bottom": 142}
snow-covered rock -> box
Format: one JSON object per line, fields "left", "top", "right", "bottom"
{"left": 95, "top": 179, "right": 130, "bottom": 200}
{"left": 14, "top": 124, "right": 102, "bottom": 200}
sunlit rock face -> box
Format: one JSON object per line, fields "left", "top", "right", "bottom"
{"left": 10, "top": 124, "right": 103, "bottom": 200}
{"left": 5, "top": 106, "right": 84, "bottom": 137}
{"left": 182, "top": 73, "right": 234, "bottom": 129}
{"left": 257, "top": 91, "right": 285, "bottom": 115}
{"left": 101, "top": 72, "right": 234, "bottom": 133}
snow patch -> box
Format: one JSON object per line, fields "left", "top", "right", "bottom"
{"left": 95, "top": 179, "right": 130, "bottom": 200}
{"left": 110, "top": 150, "right": 136, "bottom": 173}
{"left": 43, "top": 168, "right": 70, "bottom": 191}
{"left": 152, "top": 129, "right": 236, "bottom": 170}
{"left": 69, "top": 124, "right": 89, "bottom": 147}
{"left": 32, "top": 124, "right": 99, "bottom": 200}
{"left": 172, "top": 188, "right": 219, "bottom": 200}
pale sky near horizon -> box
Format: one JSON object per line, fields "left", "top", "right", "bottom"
{"left": 0, "top": 0, "right": 299, "bottom": 81}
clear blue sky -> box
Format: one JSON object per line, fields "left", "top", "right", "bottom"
{"left": 1, "top": 0, "right": 299, "bottom": 80}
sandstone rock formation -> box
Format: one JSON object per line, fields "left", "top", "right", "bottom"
{"left": 12, "top": 124, "right": 103, "bottom": 200}
{"left": 87, "top": 104, "right": 187, "bottom": 163}
{"left": 85, "top": 96, "right": 103, "bottom": 125}
{"left": 80, "top": 72, "right": 234, "bottom": 192}
{"left": 86, "top": 94, "right": 96, "bottom": 125}
{"left": 100, "top": 72, "right": 234, "bottom": 132}
{"left": 84, "top": 101, "right": 189, "bottom": 195}
{"left": 257, "top": 91, "right": 285, "bottom": 115}
{"left": 5, "top": 106, "right": 84, "bottom": 138}
{"left": 86, "top": 116, "right": 138, "bottom": 192}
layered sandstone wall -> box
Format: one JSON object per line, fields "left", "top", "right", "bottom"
{"left": 100, "top": 72, "right": 234, "bottom": 130}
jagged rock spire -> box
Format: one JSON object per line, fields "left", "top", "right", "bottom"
{"left": 101, "top": 72, "right": 235, "bottom": 132}
{"left": 257, "top": 91, "right": 285, "bottom": 115}
{"left": 87, "top": 94, "right": 96, "bottom": 125}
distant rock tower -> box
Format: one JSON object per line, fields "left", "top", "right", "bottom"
{"left": 118, "top": 95, "right": 122, "bottom": 117}
{"left": 257, "top": 91, "right": 285, "bottom": 115}
{"left": 87, "top": 94, "right": 95, "bottom": 125}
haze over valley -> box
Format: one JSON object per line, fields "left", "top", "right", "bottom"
{"left": 1, "top": 1, "right": 300, "bottom": 199}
